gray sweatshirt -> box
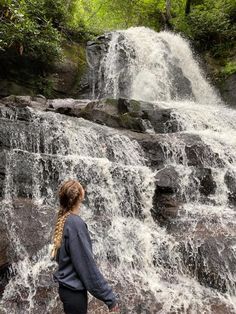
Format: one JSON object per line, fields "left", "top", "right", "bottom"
{"left": 53, "top": 214, "right": 117, "bottom": 309}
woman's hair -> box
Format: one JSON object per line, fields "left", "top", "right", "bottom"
{"left": 51, "top": 180, "right": 84, "bottom": 260}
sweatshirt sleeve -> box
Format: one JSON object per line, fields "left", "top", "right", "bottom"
{"left": 68, "top": 221, "right": 117, "bottom": 309}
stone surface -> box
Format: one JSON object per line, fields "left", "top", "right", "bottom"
{"left": 0, "top": 222, "right": 9, "bottom": 269}
{"left": 0, "top": 42, "right": 88, "bottom": 99}
{"left": 220, "top": 73, "right": 236, "bottom": 108}
{"left": 224, "top": 170, "right": 236, "bottom": 205}
{"left": 180, "top": 233, "right": 236, "bottom": 293}
{"left": 195, "top": 168, "right": 217, "bottom": 196}
{"left": 52, "top": 98, "right": 186, "bottom": 134}
{"left": 1, "top": 95, "right": 48, "bottom": 111}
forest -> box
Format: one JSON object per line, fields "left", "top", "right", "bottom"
{"left": 0, "top": 0, "right": 235, "bottom": 96}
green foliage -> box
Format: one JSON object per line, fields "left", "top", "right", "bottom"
{"left": 34, "top": 76, "right": 54, "bottom": 97}
{"left": 0, "top": 0, "right": 235, "bottom": 68}
{"left": 64, "top": 0, "right": 236, "bottom": 54}
{"left": 0, "top": 0, "right": 64, "bottom": 64}
{"left": 67, "top": 0, "right": 166, "bottom": 32}
{"left": 187, "top": 0, "right": 235, "bottom": 47}
{"left": 170, "top": 0, "right": 236, "bottom": 60}
{"left": 221, "top": 61, "right": 236, "bottom": 77}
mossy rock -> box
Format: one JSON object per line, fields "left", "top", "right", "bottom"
{"left": 119, "top": 113, "right": 145, "bottom": 132}
{"left": 0, "top": 40, "right": 89, "bottom": 99}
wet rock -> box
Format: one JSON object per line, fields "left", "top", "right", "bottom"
{"left": 0, "top": 221, "right": 9, "bottom": 269}
{"left": 0, "top": 200, "right": 11, "bottom": 295}
{"left": 122, "top": 131, "right": 224, "bottom": 170}
{"left": 87, "top": 35, "right": 110, "bottom": 69}
{"left": 181, "top": 235, "right": 236, "bottom": 293}
{"left": 69, "top": 98, "right": 181, "bottom": 133}
{"left": 194, "top": 167, "right": 216, "bottom": 196}
{"left": 118, "top": 98, "right": 181, "bottom": 133}
{"left": 4, "top": 199, "right": 55, "bottom": 258}
{"left": 87, "top": 33, "right": 135, "bottom": 99}
{"left": 1, "top": 95, "right": 48, "bottom": 111}
{"left": 152, "top": 166, "right": 180, "bottom": 221}
{"left": 152, "top": 192, "right": 180, "bottom": 221}
{"left": 220, "top": 73, "right": 236, "bottom": 108}
{"left": 170, "top": 63, "right": 195, "bottom": 100}
{"left": 0, "top": 97, "right": 234, "bottom": 312}
{"left": 224, "top": 170, "right": 236, "bottom": 205}
{"left": 210, "top": 302, "right": 236, "bottom": 314}
{"left": 88, "top": 284, "right": 162, "bottom": 314}
{"left": 0, "top": 263, "right": 10, "bottom": 297}
{"left": 0, "top": 105, "right": 69, "bottom": 154}
{"left": 86, "top": 35, "right": 111, "bottom": 98}
{"left": 151, "top": 166, "right": 217, "bottom": 222}
{"left": 180, "top": 133, "right": 224, "bottom": 168}
{"left": 155, "top": 166, "right": 180, "bottom": 193}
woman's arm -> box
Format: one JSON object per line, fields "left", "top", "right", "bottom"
{"left": 68, "top": 221, "right": 117, "bottom": 310}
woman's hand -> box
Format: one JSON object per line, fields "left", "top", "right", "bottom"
{"left": 109, "top": 304, "right": 120, "bottom": 312}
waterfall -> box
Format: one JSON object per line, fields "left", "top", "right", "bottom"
{"left": 0, "top": 27, "right": 236, "bottom": 314}
{"left": 97, "top": 27, "right": 221, "bottom": 105}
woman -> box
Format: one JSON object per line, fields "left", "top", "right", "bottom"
{"left": 51, "top": 179, "right": 119, "bottom": 314}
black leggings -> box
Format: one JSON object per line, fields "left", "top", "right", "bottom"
{"left": 59, "top": 284, "right": 88, "bottom": 314}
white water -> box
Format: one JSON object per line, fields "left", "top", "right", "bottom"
{"left": 98, "top": 27, "right": 222, "bottom": 105}
{"left": 95, "top": 27, "right": 236, "bottom": 312}
{"left": 0, "top": 27, "right": 236, "bottom": 314}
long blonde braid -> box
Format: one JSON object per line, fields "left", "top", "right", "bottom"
{"left": 50, "top": 210, "right": 71, "bottom": 260}
{"left": 51, "top": 180, "right": 84, "bottom": 261}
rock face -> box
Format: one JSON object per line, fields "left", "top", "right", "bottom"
{"left": 86, "top": 33, "right": 134, "bottom": 99}
{"left": 0, "top": 42, "right": 88, "bottom": 99}
{"left": 225, "top": 170, "right": 236, "bottom": 205}
{"left": 220, "top": 73, "right": 236, "bottom": 108}
{"left": 0, "top": 96, "right": 235, "bottom": 314}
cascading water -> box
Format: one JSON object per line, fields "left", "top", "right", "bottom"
{"left": 96, "top": 27, "right": 221, "bottom": 105}
{"left": 0, "top": 26, "right": 236, "bottom": 314}
{"left": 94, "top": 27, "right": 236, "bottom": 312}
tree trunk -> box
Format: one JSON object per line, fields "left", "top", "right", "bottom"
{"left": 166, "top": 0, "right": 172, "bottom": 21}
{"left": 165, "top": 0, "right": 173, "bottom": 30}
{"left": 185, "top": 0, "right": 191, "bottom": 15}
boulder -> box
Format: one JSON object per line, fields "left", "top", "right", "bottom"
{"left": 61, "top": 98, "right": 182, "bottom": 133}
